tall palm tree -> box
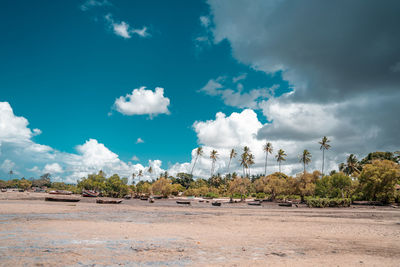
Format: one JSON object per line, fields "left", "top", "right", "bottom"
{"left": 240, "top": 152, "right": 248, "bottom": 177}
{"left": 148, "top": 166, "right": 153, "bottom": 174}
{"left": 299, "top": 149, "right": 312, "bottom": 174}
{"left": 190, "top": 147, "right": 203, "bottom": 176}
{"left": 138, "top": 170, "right": 143, "bottom": 182}
{"left": 247, "top": 153, "right": 255, "bottom": 177}
{"left": 319, "top": 136, "right": 331, "bottom": 175}
{"left": 132, "top": 173, "right": 136, "bottom": 184}
{"left": 276, "top": 149, "right": 287, "bottom": 173}
{"left": 263, "top": 142, "right": 273, "bottom": 176}
{"left": 210, "top": 150, "right": 219, "bottom": 177}
{"left": 227, "top": 148, "right": 237, "bottom": 174}
{"left": 8, "top": 170, "right": 13, "bottom": 180}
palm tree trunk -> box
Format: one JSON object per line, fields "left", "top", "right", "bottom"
{"left": 227, "top": 158, "right": 232, "bottom": 174}
{"left": 304, "top": 162, "right": 306, "bottom": 175}
{"left": 264, "top": 154, "right": 267, "bottom": 176}
{"left": 322, "top": 149, "right": 325, "bottom": 175}
{"left": 191, "top": 155, "right": 198, "bottom": 176}
{"left": 279, "top": 161, "right": 281, "bottom": 173}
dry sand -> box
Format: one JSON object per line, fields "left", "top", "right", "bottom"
{"left": 0, "top": 192, "right": 399, "bottom": 266}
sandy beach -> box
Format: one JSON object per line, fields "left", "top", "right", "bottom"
{"left": 0, "top": 192, "right": 399, "bottom": 266}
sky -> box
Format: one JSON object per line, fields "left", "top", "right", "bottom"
{"left": 0, "top": 0, "right": 399, "bottom": 183}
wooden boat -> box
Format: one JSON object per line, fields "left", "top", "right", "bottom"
{"left": 82, "top": 190, "right": 99, "bottom": 197}
{"left": 45, "top": 197, "right": 80, "bottom": 202}
{"left": 149, "top": 198, "right": 155, "bottom": 203}
{"left": 198, "top": 200, "right": 204, "bottom": 203}
{"left": 152, "top": 195, "right": 163, "bottom": 199}
{"left": 248, "top": 201, "right": 261, "bottom": 206}
{"left": 124, "top": 195, "right": 132, "bottom": 199}
{"left": 278, "top": 202, "right": 292, "bottom": 207}
{"left": 140, "top": 196, "right": 149, "bottom": 201}
{"left": 49, "top": 190, "right": 72, "bottom": 195}
{"left": 211, "top": 202, "right": 221, "bottom": 206}
{"left": 1, "top": 189, "right": 7, "bottom": 192}
{"left": 176, "top": 200, "right": 191, "bottom": 205}
{"left": 96, "top": 199, "right": 122, "bottom": 204}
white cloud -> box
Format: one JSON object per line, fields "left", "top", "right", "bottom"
{"left": 1, "top": 159, "right": 15, "bottom": 173}
{"left": 131, "top": 155, "right": 139, "bottom": 161}
{"left": 80, "top": 0, "right": 111, "bottom": 11}
{"left": 114, "top": 87, "right": 170, "bottom": 117}
{"left": 199, "top": 76, "right": 274, "bottom": 109}
{"left": 105, "top": 14, "right": 149, "bottom": 39}
{"left": 135, "top": 138, "right": 144, "bottom": 144}
{"left": 200, "top": 16, "right": 211, "bottom": 28}
{"left": 43, "top": 163, "right": 63, "bottom": 174}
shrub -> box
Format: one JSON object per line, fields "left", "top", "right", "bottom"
{"left": 256, "top": 192, "right": 266, "bottom": 199}
{"left": 305, "top": 197, "right": 351, "bottom": 208}
{"left": 204, "top": 192, "right": 219, "bottom": 198}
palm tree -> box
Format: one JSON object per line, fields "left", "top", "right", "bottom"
{"left": 276, "top": 149, "right": 287, "bottom": 173}
{"left": 240, "top": 152, "right": 248, "bottom": 177}
{"left": 8, "top": 170, "right": 13, "bottom": 180}
{"left": 227, "top": 148, "right": 237, "bottom": 174}
{"left": 138, "top": 170, "right": 143, "bottom": 182}
{"left": 319, "top": 136, "right": 331, "bottom": 175}
{"left": 299, "top": 149, "right": 312, "bottom": 174}
{"left": 263, "top": 142, "right": 273, "bottom": 176}
{"left": 210, "top": 150, "right": 219, "bottom": 177}
{"left": 342, "top": 154, "right": 361, "bottom": 176}
{"left": 247, "top": 153, "right": 255, "bottom": 177}
{"left": 190, "top": 147, "right": 203, "bottom": 176}
{"left": 132, "top": 173, "right": 136, "bottom": 184}
{"left": 148, "top": 166, "right": 153, "bottom": 175}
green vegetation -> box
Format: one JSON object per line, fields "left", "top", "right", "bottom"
{"left": 1, "top": 149, "right": 399, "bottom": 207}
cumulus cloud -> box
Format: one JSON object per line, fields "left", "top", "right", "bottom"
{"left": 114, "top": 87, "right": 170, "bottom": 117}
{"left": 43, "top": 163, "right": 63, "bottom": 174}
{"left": 0, "top": 102, "right": 165, "bottom": 184}
{"left": 199, "top": 76, "right": 274, "bottom": 109}
{"left": 135, "top": 138, "right": 144, "bottom": 144}
{"left": 105, "top": 14, "right": 150, "bottom": 39}
{"left": 80, "top": 0, "right": 111, "bottom": 11}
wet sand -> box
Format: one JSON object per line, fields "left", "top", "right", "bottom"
{"left": 0, "top": 192, "right": 399, "bottom": 266}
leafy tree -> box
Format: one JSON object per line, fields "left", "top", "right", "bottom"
{"left": 315, "top": 173, "right": 352, "bottom": 198}
{"left": 296, "top": 171, "right": 319, "bottom": 201}
{"left": 228, "top": 177, "right": 251, "bottom": 201}
{"left": 104, "top": 174, "right": 129, "bottom": 198}
{"left": 357, "top": 160, "right": 400, "bottom": 203}
{"left": 151, "top": 177, "right": 173, "bottom": 197}
{"left": 18, "top": 178, "right": 32, "bottom": 190}
{"left": 360, "top": 151, "right": 398, "bottom": 165}
{"left": 136, "top": 181, "right": 152, "bottom": 195}
{"left": 299, "top": 149, "right": 312, "bottom": 174}
{"left": 319, "top": 136, "right": 331, "bottom": 175}
{"left": 276, "top": 149, "right": 287, "bottom": 173}
{"left": 77, "top": 171, "right": 106, "bottom": 192}
{"left": 263, "top": 142, "right": 273, "bottom": 176}
{"left": 340, "top": 154, "right": 361, "bottom": 176}
{"left": 210, "top": 150, "right": 219, "bottom": 177}
{"left": 190, "top": 147, "right": 203, "bottom": 176}
{"left": 261, "top": 173, "right": 293, "bottom": 200}
{"left": 227, "top": 148, "right": 237, "bottom": 174}
{"left": 172, "top": 173, "right": 194, "bottom": 189}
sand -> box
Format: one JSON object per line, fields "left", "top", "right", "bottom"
{"left": 0, "top": 192, "right": 399, "bottom": 266}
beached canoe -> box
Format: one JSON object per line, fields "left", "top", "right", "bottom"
{"left": 248, "top": 201, "right": 261, "bottom": 206}
{"left": 176, "top": 200, "right": 191, "bottom": 205}
{"left": 49, "top": 190, "right": 72, "bottom": 195}
{"left": 278, "top": 202, "right": 292, "bottom": 207}
{"left": 45, "top": 197, "right": 80, "bottom": 202}
{"left": 82, "top": 190, "right": 99, "bottom": 197}
{"left": 152, "top": 195, "right": 163, "bottom": 199}
{"left": 212, "top": 202, "right": 222, "bottom": 206}
{"left": 140, "top": 196, "right": 149, "bottom": 201}
{"left": 96, "top": 199, "right": 122, "bottom": 204}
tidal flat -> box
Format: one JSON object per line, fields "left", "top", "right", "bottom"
{"left": 0, "top": 193, "right": 399, "bottom": 266}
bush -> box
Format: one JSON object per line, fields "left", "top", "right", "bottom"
{"left": 256, "top": 192, "right": 266, "bottom": 199}
{"left": 204, "top": 192, "right": 219, "bottom": 198}
{"left": 305, "top": 197, "right": 351, "bottom": 208}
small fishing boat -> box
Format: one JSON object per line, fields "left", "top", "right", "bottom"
{"left": 211, "top": 202, "right": 221, "bottom": 206}
{"left": 248, "top": 201, "right": 261, "bottom": 206}
{"left": 152, "top": 195, "right": 163, "bottom": 199}
{"left": 1, "top": 189, "right": 7, "bottom": 192}
{"left": 140, "top": 196, "right": 149, "bottom": 201}
{"left": 278, "top": 202, "right": 292, "bottom": 207}
{"left": 45, "top": 197, "right": 80, "bottom": 202}
{"left": 96, "top": 199, "right": 122, "bottom": 204}
{"left": 124, "top": 195, "right": 132, "bottom": 199}
{"left": 176, "top": 200, "right": 191, "bottom": 205}
{"left": 49, "top": 190, "right": 72, "bottom": 195}
{"left": 82, "top": 190, "right": 99, "bottom": 197}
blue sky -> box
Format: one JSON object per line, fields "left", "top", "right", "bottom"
{"left": 1, "top": 0, "right": 399, "bottom": 182}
